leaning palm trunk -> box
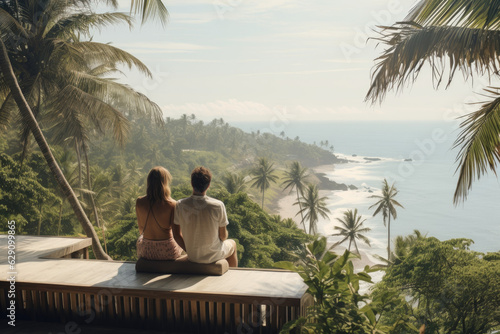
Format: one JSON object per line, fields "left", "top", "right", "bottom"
{"left": 57, "top": 200, "right": 63, "bottom": 236}
{"left": 0, "top": 39, "right": 111, "bottom": 260}
{"left": 83, "top": 146, "right": 107, "bottom": 252}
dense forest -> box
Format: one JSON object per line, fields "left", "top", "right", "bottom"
{"left": 0, "top": 113, "right": 337, "bottom": 265}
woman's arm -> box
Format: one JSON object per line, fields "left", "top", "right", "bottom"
{"left": 136, "top": 199, "right": 144, "bottom": 234}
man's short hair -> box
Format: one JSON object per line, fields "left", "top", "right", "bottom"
{"left": 191, "top": 166, "right": 212, "bottom": 193}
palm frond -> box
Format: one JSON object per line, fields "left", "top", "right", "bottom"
{"left": 453, "top": 88, "right": 500, "bottom": 202}
{"left": 63, "top": 69, "right": 163, "bottom": 124}
{"left": 46, "top": 85, "right": 130, "bottom": 146}
{"left": 70, "top": 41, "right": 153, "bottom": 77}
{"left": 408, "top": 0, "right": 500, "bottom": 29}
{"left": 130, "top": 0, "right": 169, "bottom": 26}
{"left": 0, "top": 92, "right": 16, "bottom": 128}
{"left": 357, "top": 234, "right": 371, "bottom": 247}
{"left": 0, "top": 8, "right": 28, "bottom": 39}
{"left": 46, "top": 12, "right": 133, "bottom": 39}
{"left": 366, "top": 23, "right": 500, "bottom": 104}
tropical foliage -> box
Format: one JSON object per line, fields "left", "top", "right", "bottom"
{"left": 379, "top": 234, "right": 500, "bottom": 333}
{"left": 366, "top": 0, "right": 500, "bottom": 203}
{"left": 0, "top": 0, "right": 168, "bottom": 259}
{"left": 221, "top": 171, "right": 247, "bottom": 194}
{"left": 275, "top": 237, "right": 417, "bottom": 334}
{"left": 0, "top": 113, "right": 333, "bottom": 265}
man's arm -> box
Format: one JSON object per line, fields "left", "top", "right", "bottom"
{"left": 219, "top": 202, "right": 229, "bottom": 241}
{"left": 173, "top": 202, "right": 186, "bottom": 251}
{"left": 219, "top": 226, "right": 228, "bottom": 241}
{"left": 173, "top": 224, "right": 186, "bottom": 252}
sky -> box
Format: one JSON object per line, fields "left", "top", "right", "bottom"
{"left": 94, "top": 0, "right": 489, "bottom": 122}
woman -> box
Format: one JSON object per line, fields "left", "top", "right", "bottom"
{"left": 136, "top": 166, "right": 185, "bottom": 260}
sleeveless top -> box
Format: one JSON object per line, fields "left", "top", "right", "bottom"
{"left": 136, "top": 202, "right": 183, "bottom": 261}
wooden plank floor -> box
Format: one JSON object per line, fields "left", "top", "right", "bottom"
{"left": 0, "top": 235, "right": 307, "bottom": 301}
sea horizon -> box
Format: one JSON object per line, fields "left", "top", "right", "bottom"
{"left": 231, "top": 120, "right": 500, "bottom": 255}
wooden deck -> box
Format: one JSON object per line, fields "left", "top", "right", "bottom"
{"left": 0, "top": 235, "right": 311, "bottom": 333}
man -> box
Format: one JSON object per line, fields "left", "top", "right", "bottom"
{"left": 174, "top": 166, "right": 238, "bottom": 267}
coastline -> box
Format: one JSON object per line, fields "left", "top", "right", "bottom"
{"left": 275, "top": 164, "right": 382, "bottom": 271}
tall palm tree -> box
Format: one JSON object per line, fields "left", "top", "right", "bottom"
{"left": 282, "top": 161, "right": 309, "bottom": 233}
{"left": 369, "top": 179, "right": 404, "bottom": 262}
{"left": 332, "top": 209, "right": 371, "bottom": 257}
{"left": 366, "top": 0, "right": 500, "bottom": 203}
{"left": 0, "top": 0, "right": 166, "bottom": 259}
{"left": 0, "top": 38, "right": 110, "bottom": 259}
{"left": 222, "top": 171, "right": 247, "bottom": 194}
{"left": 295, "top": 184, "right": 331, "bottom": 235}
{"left": 250, "top": 157, "right": 279, "bottom": 209}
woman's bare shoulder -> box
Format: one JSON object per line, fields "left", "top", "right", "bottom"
{"left": 136, "top": 196, "right": 148, "bottom": 207}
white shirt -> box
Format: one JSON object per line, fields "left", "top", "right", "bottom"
{"left": 174, "top": 195, "right": 229, "bottom": 263}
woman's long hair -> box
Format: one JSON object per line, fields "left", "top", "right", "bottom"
{"left": 146, "top": 167, "right": 172, "bottom": 204}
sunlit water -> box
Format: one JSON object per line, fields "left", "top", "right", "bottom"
{"left": 232, "top": 121, "right": 500, "bottom": 261}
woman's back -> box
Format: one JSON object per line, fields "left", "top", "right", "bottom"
{"left": 136, "top": 196, "right": 176, "bottom": 240}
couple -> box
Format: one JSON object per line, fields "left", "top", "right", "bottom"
{"left": 136, "top": 166, "right": 238, "bottom": 267}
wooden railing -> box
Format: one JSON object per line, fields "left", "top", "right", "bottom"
{"left": 0, "top": 280, "right": 312, "bottom": 333}
{"left": 0, "top": 235, "right": 312, "bottom": 333}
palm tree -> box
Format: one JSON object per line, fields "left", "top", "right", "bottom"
{"left": 222, "top": 172, "right": 247, "bottom": 194}
{"left": 369, "top": 179, "right": 404, "bottom": 262}
{"left": 0, "top": 39, "right": 110, "bottom": 259}
{"left": 282, "top": 161, "right": 309, "bottom": 233}
{"left": 332, "top": 209, "right": 371, "bottom": 257}
{"left": 250, "top": 157, "right": 279, "bottom": 209}
{"left": 366, "top": 0, "right": 500, "bottom": 203}
{"left": 0, "top": 0, "right": 166, "bottom": 259}
{"left": 295, "top": 184, "right": 331, "bottom": 235}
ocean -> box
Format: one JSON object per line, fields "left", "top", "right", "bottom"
{"left": 231, "top": 120, "right": 500, "bottom": 260}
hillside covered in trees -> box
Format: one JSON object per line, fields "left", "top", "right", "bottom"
{"left": 0, "top": 113, "right": 337, "bottom": 266}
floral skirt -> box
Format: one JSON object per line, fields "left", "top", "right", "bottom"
{"left": 136, "top": 235, "right": 183, "bottom": 261}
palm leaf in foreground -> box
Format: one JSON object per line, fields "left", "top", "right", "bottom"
{"left": 366, "top": 23, "right": 500, "bottom": 104}
{"left": 406, "top": 0, "right": 500, "bottom": 29}
{"left": 454, "top": 89, "right": 500, "bottom": 202}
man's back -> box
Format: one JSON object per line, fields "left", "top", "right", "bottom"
{"left": 174, "top": 195, "right": 229, "bottom": 264}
